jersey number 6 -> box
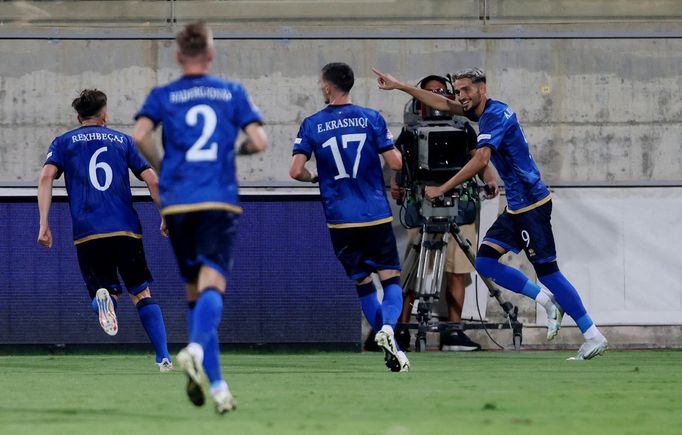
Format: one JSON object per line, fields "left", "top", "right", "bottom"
{"left": 89, "top": 147, "right": 113, "bottom": 192}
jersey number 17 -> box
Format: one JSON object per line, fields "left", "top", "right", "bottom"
{"left": 322, "top": 133, "right": 367, "bottom": 180}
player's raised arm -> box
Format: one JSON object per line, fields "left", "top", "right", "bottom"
{"left": 132, "top": 117, "right": 162, "bottom": 172}
{"left": 372, "top": 68, "right": 464, "bottom": 116}
{"left": 37, "top": 164, "right": 59, "bottom": 248}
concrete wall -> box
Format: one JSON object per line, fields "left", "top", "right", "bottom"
{"left": 1, "top": 37, "right": 681, "bottom": 185}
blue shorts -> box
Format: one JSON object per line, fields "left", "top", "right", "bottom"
{"left": 76, "top": 235, "right": 153, "bottom": 298}
{"left": 483, "top": 200, "right": 557, "bottom": 264}
{"left": 329, "top": 222, "right": 401, "bottom": 281}
{"left": 165, "top": 210, "right": 239, "bottom": 283}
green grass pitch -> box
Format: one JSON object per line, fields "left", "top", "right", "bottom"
{"left": 0, "top": 350, "right": 680, "bottom": 435}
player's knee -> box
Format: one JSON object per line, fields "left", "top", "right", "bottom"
{"left": 532, "top": 261, "right": 560, "bottom": 278}
{"left": 135, "top": 296, "right": 158, "bottom": 310}
{"left": 198, "top": 264, "right": 227, "bottom": 292}
{"left": 130, "top": 288, "right": 151, "bottom": 304}
{"left": 377, "top": 269, "right": 400, "bottom": 282}
{"left": 475, "top": 244, "right": 503, "bottom": 277}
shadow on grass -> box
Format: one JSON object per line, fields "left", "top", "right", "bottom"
{"left": 0, "top": 406, "right": 193, "bottom": 422}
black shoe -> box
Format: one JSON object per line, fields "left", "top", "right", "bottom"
{"left": 396, "top": 327, "right": 411, "bottom": 352}
{"left": 186, "top": 376, "right": 206, "bottom": 406}
{"left": 441, "top": 331, "right": 481, "bottom": 352}
{"left": 363, "top": 330, "right": 381, "bottom": 352}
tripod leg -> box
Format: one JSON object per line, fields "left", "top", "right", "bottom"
{"left": 449, "top": 222, "right": 523, "bottom": 348}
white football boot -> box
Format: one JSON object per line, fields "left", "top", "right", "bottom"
{"left": 157, "top": 358, "right": 173, "bottom": 373}
{"left": 177, "top": 345, "right": 207, "bottom": 406}
{"left": 570, "top": 336, "right": 608, "bottom": 360}
{"left": 95, "top": 288, "right": 118, "bottom": 336}
{"left": 375, "top": 326, "right": 402, "bottom": 372}
{"left": 545, "top": 302, "right": 564, "bottom": 341}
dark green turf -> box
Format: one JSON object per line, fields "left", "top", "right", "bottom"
{"left": 0, "top": 350, "right": 680, "bottom": 434}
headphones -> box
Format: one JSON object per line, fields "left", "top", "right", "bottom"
{"left": 416, "top": 75, "right": 452, "bottom": 93}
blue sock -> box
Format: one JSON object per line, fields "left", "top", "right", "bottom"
{"left": 136, "top": 298, "right": 170, "bottom": 363}
{"left": 191, "top": 289, "right": 223, "bottom": 384}
{"left": 476, "top": 256, "right": 541, "bottom": 299}
{"left": 538, "top": 271, "right": 590, "bottom": 332}
{"left": 356, "top": 282, "right": 382, "bottom": 331}
{"left": 379, "top": 277, "right": 403, "bottom": 329}
{"left": 90, "top": 293, "right": 117, "bottom": 314}
{"left": 204, "top": 330, "right": 223, "bottom": 385}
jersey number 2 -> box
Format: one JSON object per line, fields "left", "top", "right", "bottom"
{"left": 321, "top": 133, "right": 367, "bottom": 180}
{"left": 185, "top": 104, "right": 218, "bottom": 162}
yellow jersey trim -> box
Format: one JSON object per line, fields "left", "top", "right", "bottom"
{"left": 74, "top": 231, "right": 142, "bottom": 245}
{"left": 327, "top": 216, "right": 393, "bottom": 229}
{"left": 161, "top": 202, "right": 244, "bottom": 216}
{"left": 506, "top": 193, "right": 552, "bottom": 215}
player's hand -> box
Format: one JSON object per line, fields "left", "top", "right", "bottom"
{"left": 160, "top": 217, "right": 169, "bottom": 238}
{"left": 484, "top": 180, "right": 499, "bottom": 199}
{"left": 424, "top": 185, "right": 444, "bottom": 201}
{"left": 37, "top": 224, "right": 52, "bottom": 248}
{"left": 389, "top": 176, "right": 404, "bottom": 201}
{"left": 372, "top": 68, "right": 404, "bottom": 91}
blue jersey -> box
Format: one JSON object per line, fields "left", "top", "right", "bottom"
{"left": 135, "top": 74, "right": 262, "bottom": 215}
{"left": 44, "top": 125, "right": 150, "bottom": 244}
{"left": 293, "top": 104, "right": 395, "bottom": 227}
{"left": 466, "top": 99, "right": 550, "bottom": 212}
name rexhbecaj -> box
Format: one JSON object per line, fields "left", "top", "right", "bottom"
{"left": 317, "top": 117, "right": 369, "bottom": 133}
{"left": 169, "top": 86, "right": 233, "bottom": 104}
{"left": 71, "top": 132, "right": 125, "bottom": 143}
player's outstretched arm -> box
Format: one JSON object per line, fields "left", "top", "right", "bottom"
{"left": 479, "top": 163, "right": 500, "bottom": 199}
{"left": 289, "top": 154, "right": 317, "bottom": 183}
{"left": 37, "top": 164, "right": 58, "bottom": 248}
{"left": 372, "top": 68, "right": 464, "bottom": 116}
{"left": 239, "top": 122, "right": 268, "bottom": 155}
{"left": 132, "top": 117, "right": 162, "bottom": 172}
{"left": 424, "top": 147, "right": 491, "bottom": 200}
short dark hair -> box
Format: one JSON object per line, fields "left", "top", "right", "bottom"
{"left": 453, "top": 67, "right": 486, "bottom": 84}
{"left": 321, "top": 63, "right": 354, "bottom": 93}
{"left": 419, "top": 75, "right": 448, "bottom": 90}
{"left": 176, "top": 21, "right": 211, "bottom": 57}
{"left": 71, "top": 89, "right": 107, "bottom": 119}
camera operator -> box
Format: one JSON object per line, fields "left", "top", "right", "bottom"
{"left": 390, "top": 75, "right": 498, "bottom": 352}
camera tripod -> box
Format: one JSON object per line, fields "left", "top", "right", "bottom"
{"left": 399, "top": 213, "right": 523, "bottom": 352}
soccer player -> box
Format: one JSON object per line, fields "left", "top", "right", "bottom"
{"left": 37, "top": 89, "right": 173, "bottom": 372}
{"left": 132, "top": 21, "right": 268, "bottom": 413}
{"left": 290, "top": 62, "right": 409, "bottom": 372}
{"left": 389, "top": 74, "right": 498, "bottom": 352}
{"left": 373, "top": 67, "right": 608, "bottom": 360}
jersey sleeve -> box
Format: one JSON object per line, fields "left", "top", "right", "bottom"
{"left": 125, "top": 137, "right": 152, "bottom": 180}
{"left": 292, "top": 119, "right": 313, "bottom": 159}
{"left": 44, "top": 137, "right": 64, "bottom": 178}
{"left": 233, "top": 84, "right": 263, "bottom": 129}
{"left": 134, "top": 88, "right": 163, "bottom": 126}
{"left": 477, "top": 111, "right": 505, "bottom": 151}
{"left": 373, "top": 112, "right": 395, "bottom": 153}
